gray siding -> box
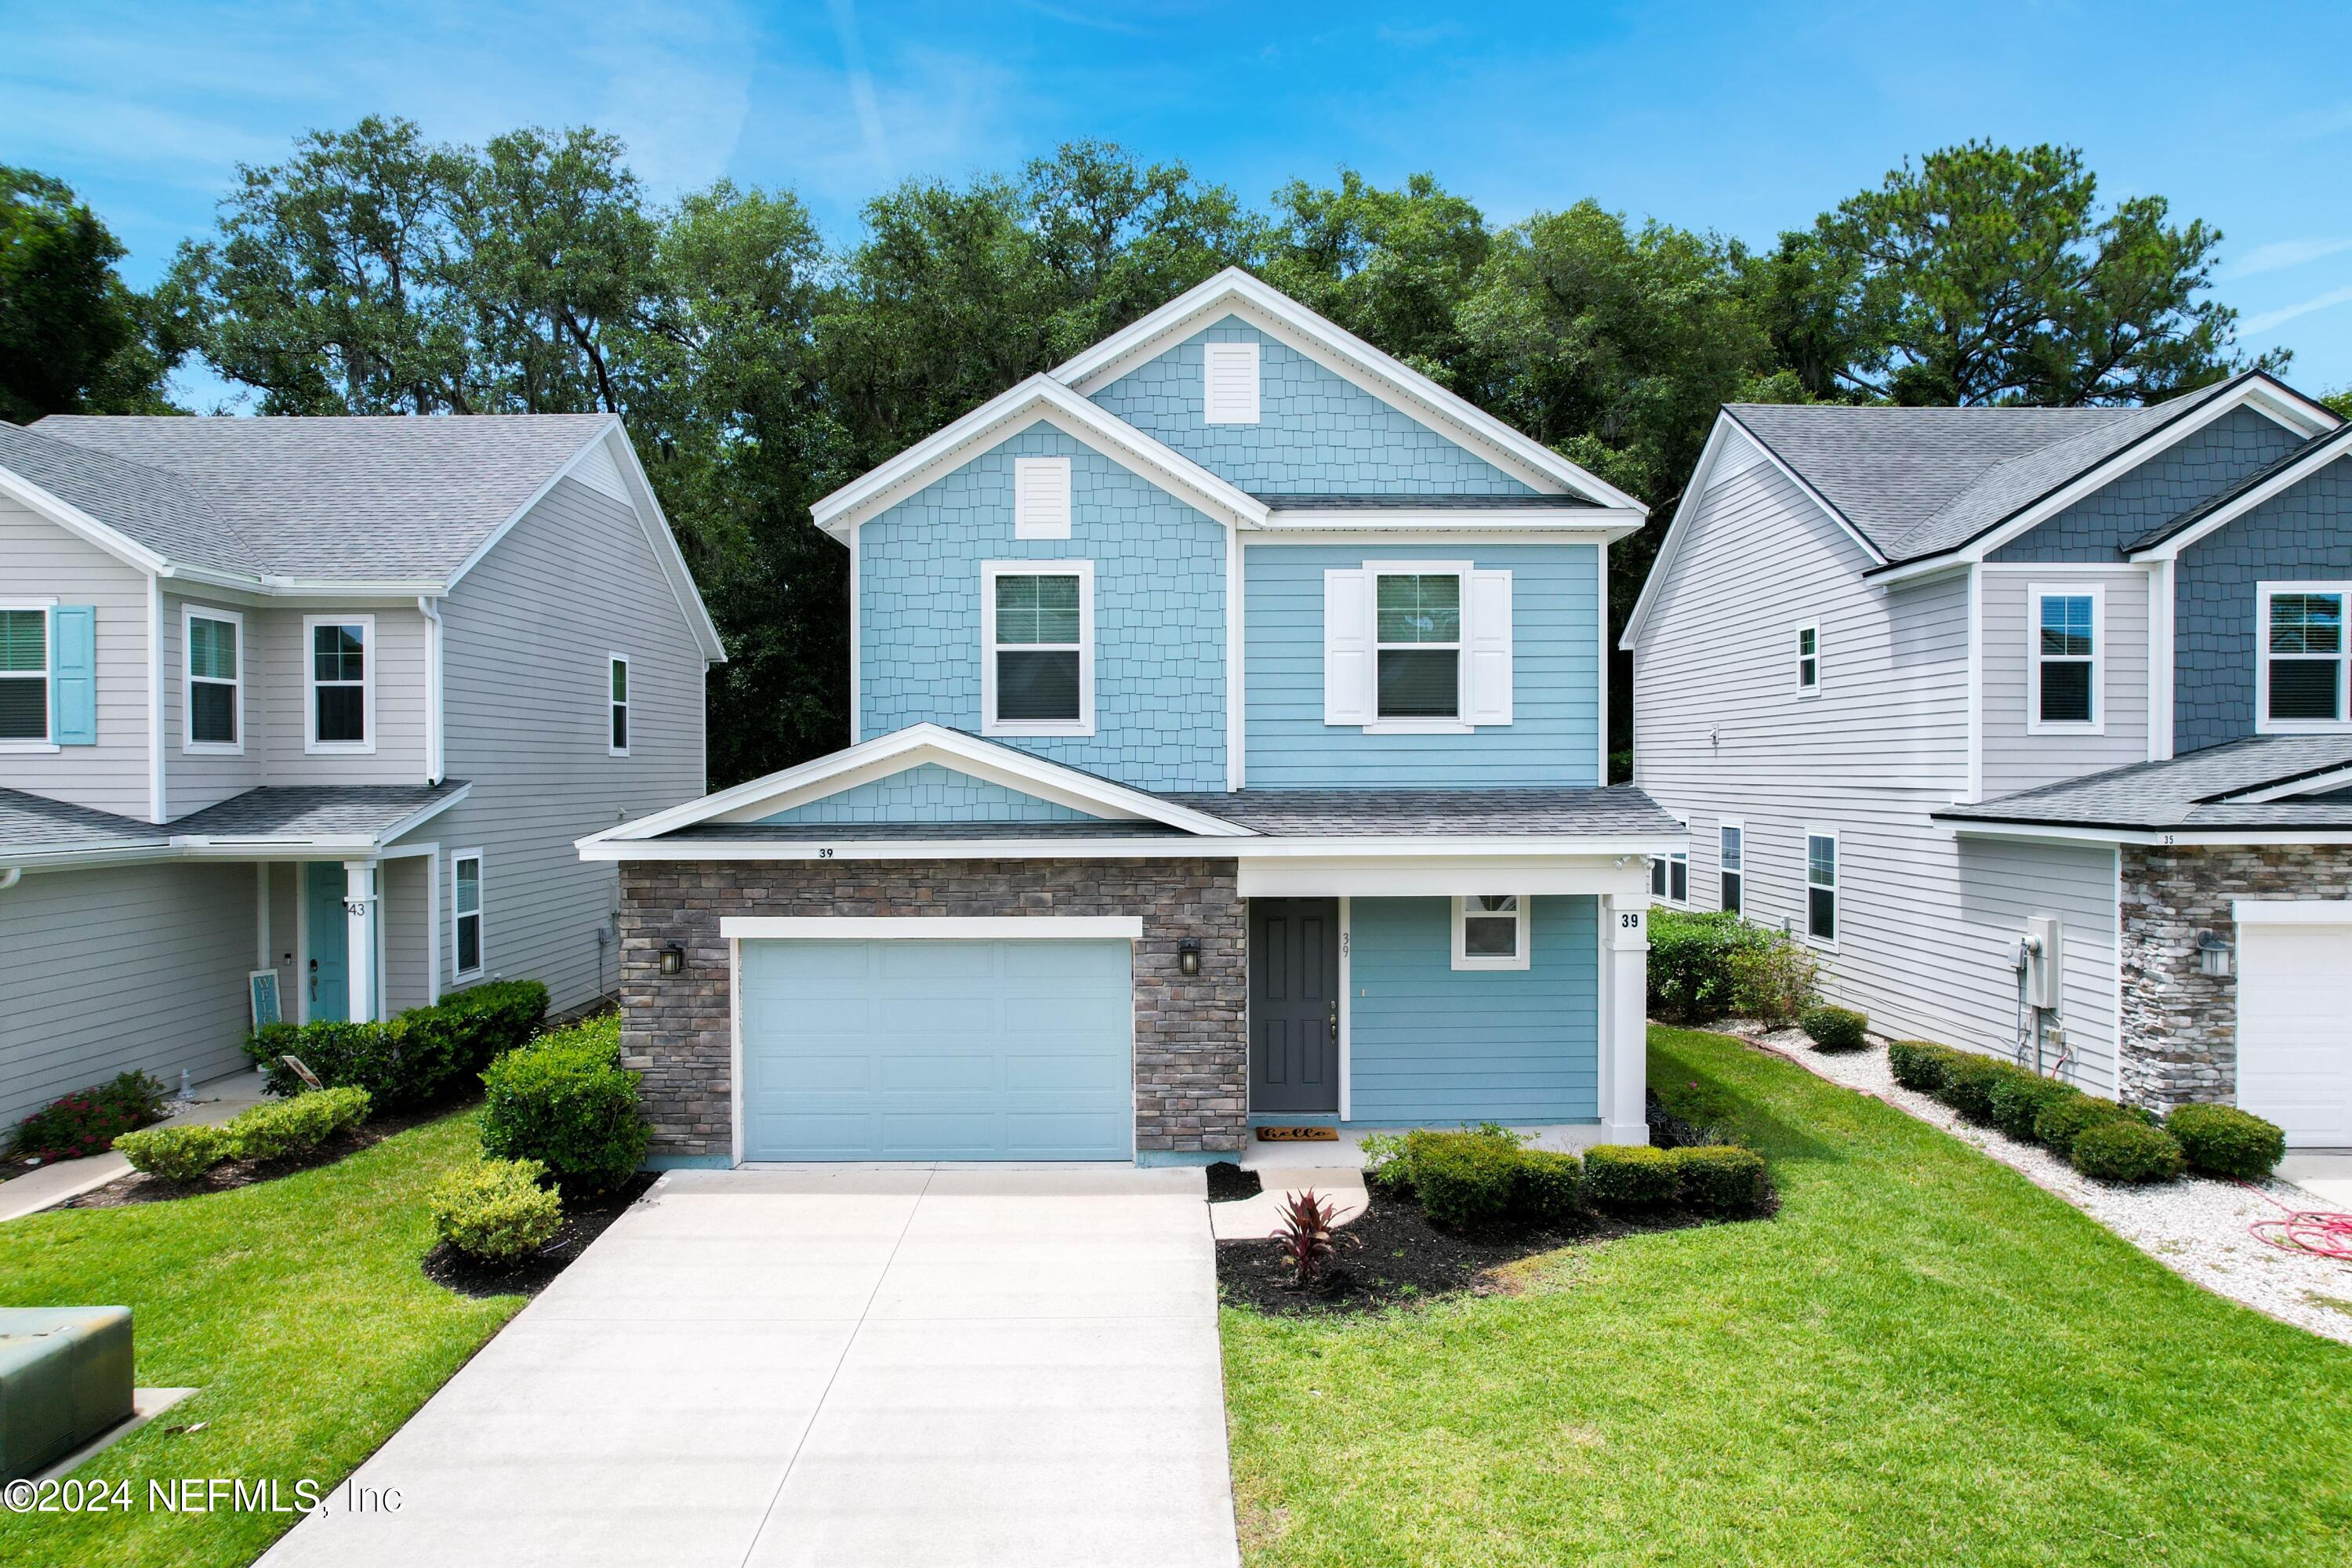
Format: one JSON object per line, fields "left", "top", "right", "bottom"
{"left": 256, "top": 603, "right": 430, "bottom": 786}
{"left": 382, "top": 854, "right": 434, "bottom": 1013}
{"left": 0, "top": 860, "right": 258, "bottom": 1124}
{"left": 2176, "top": 455, "right": 2352, "bottom": 753}
{"left": 162, "top": 589, "right": 266, "bottom": 816}
{"left": 0, "top": 498, "right": 154, "bottom": 819}
{"left": 419, "top": 475, "right": 708, "bottom": 1015}
{"left": 1634, "top": 429, "right": 2124, "bottom": 1091}
{"left": 1992, "top": 405, "right": 2302, "bottom": 561}
{"left": 1979, "top": 567, "right": 2151, "bottom": 798}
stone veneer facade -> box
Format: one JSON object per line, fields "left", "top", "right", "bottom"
{"left": 619, "top": 857, "right": 1248, "bottom": 1162}
{"left": 2118, "top": 842, "right": 2352, "bottom": 1111}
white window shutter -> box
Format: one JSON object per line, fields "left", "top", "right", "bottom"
{"left": 1323, "top": 568, "right": 1373, "bottom": 726}
{"left": 1467, "top": 568, "right": 1513, "bottom": 726}
{"left": 1203, "top": 341, "right": 1261, "bottom": 424}
{"left": 1013, "top": 457, "right": 1072, "bottom": 539}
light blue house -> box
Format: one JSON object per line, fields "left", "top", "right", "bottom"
{"left": 587, "top": 270, "right": 1681, "bottom": 1167}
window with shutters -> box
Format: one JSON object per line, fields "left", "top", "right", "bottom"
{"left": 1013, "top": 456, "right": 1072, "bottom": 539}
{"left": 1203, "top": 340, "right": 1261, "bottom": 423}
{"left": 0, "top": 604, "right": 49, "bottom": 744}
{"left": 982, "top": 561, "right": 1094, "bottom": 736}
{"left": 2258, "top": 582, "right": 2352, "bottom": 732}
{"left": 1324, "top": 561, "right": 1511, "bottom": 732}
{"left": 304, "top": 615, "right": 374, "bottom": 753}
{"left": 184, "top": 605, "right": 243, "bottom": 753}
{"left": 1375, "top": 572, "right": 1462, "bottom": 720}
{"left": 2027, "top": 586, "right": 2101, "bottom": 733}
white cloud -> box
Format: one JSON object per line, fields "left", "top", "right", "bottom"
{"left": 2241, "top": 285, "right": 2352, "bottom": 337}
{"left": 2229, "top": 238, "right": 2352, "bottom": 280}
{"left": 825, "top": 0, "right": 894, "bottom": 182}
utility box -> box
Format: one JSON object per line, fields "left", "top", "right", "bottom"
{"left": 0, "top": 1307, "right": 134, "bottom": 1482}
{"left": 2024, "top": 915, "right": 2064, "bottom": 1011}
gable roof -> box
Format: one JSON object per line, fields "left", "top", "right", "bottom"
{"left": 2125, "top": 420, "right": 2352, "bottom": 556}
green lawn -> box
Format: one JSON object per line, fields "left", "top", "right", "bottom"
{"left": 1222, "top": 1026, "right": 2352, "bottom": 1566}
{"left": 0, "top": 1109, "right": 520, "bottom": 1568}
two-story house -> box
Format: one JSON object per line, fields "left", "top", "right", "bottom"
{"left": 586, "top": 270, "right": 1682, "bottom": 1168}
{"left": 0, "top": 414, "right": 724, "bottom": 1127}
{"left": 1624, "top": 372, "right": 2352, "bottom": 1147}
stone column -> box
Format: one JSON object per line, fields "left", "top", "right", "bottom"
{"left": 1600, "top": 893, "right": 1650, "bottom": 1142}
{"left": 343, "top": 859, "right": 376, "bottom": 1024}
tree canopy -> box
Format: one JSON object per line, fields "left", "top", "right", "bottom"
{"left": 0, "top": 165, "right": 184, "bottom": 421}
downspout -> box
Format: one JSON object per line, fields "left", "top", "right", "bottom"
{"left": 419, "top": 596, "right": 445, "bottom": 785}
{"left": 0, "top": 868, "right": 20, "bottom": 891}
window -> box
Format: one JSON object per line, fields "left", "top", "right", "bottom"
{"left": 1376, "top": 572, "right": 1462, "bottom": 720}
{"left": 982, "top": 561, "right": 1093, "bottom": 735}
{"left": 609, "top": 655, "right": 631, "bottom": 755}
{"left": 2029, "top": 587, "right": 2100, "bottom": 731}
{"left": 452, "top": 851, "right": 484, "bottom": 979}
{"left": 2259, "top": 583, "right": 2351, "bottom": 731}
{"left": 1650, "top": 851, "right": 1688, "bottom": 905}
{"left": 305, "top": 615, "right": 373, "bottom": 752}
{"left": 1796, "top": 623, "right": 1820, "bottom": 693}
{"left": 1203, "top": 340, "right": 1261, "bottom": 423}
{"left": 0, "top": 606, "right": 48, "bottom": 742}
{"left": 1325, "top": 562, "right": 1511, "bottom": 731}
{"left": 1719, "top": 822, "right": 1744, "bottom": 916}
{"left": 1806, "top": 830, "right": 1838, "bottom": 946}
{"left": 184, "top": 607, "right": 242, "bottom": 752}
{"left": 1453, "top": 895, "right": 1530, "bottom": 971}
{"left": 1013, "top": 456, "right": 1072, "bottom": 539}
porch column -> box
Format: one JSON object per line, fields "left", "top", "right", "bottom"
{"left": 343, "top": 859, "right": 376, "bottom": 1024}
{"left": 1599, "top": 893, "right": 1650, "bottom": 1142}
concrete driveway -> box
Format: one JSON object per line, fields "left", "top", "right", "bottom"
{"left": 260, "top": 1166, "right": 1239, "bottom": 1568}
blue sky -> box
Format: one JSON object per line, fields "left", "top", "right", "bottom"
{"left": 10, "top": 0, "right": 2352, "bottom": 403}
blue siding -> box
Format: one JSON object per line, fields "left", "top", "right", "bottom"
{"left": 1993, "top": 406, "right": 2302, "bottom": 562}
{"left": 1088, "top": 318, "right": 1535, "bottom": 497}
{"left": 858, "top": 421, "right": 1226, "bottom": 792}
{"left": 1348, "top": 896, "right": 1599, "bottom": 1123}
{"left": 2176, "top": 457, "right": 2352, "bottom": 752}
{"left": 758, "top": 763, "right": 1095, "bottom": 825}
{"left": 1243, "top": 542, "right": 1602, "bottom": 787}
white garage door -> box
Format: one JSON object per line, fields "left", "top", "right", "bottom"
{"left": 2237, "top": 907, "right": 2352, "bottom": 1149}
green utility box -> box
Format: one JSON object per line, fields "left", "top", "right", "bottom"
{"left": 0, "top": 1307, "right": 134, "bottom": 1481}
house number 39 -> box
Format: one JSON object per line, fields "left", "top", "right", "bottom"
{"left": 1620, "top": 913, "right": 1642, "bottom": 929}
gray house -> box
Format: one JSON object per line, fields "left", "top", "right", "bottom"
{"left": 0, "top": 415, "right": 723, "bottom": 1126}
{"left": 1625, "top": 372, "right": 2352, "bottom": 1148}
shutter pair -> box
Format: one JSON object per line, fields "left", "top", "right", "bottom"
{"left": 53, "top": 605, "right": 97, "bottom": 745}
{"left": 1322, "top": 568, "right": 1512, "bottom": 727}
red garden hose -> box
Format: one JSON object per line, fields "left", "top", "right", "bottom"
{"left": 2243, "top": 1181, "right": 2352, "bottom": 1261}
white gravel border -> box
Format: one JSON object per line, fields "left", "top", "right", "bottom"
{"left": 1708, "top": 1020, "right": 2352, "bottom": 1346}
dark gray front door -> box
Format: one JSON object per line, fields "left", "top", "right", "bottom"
{"left": 1250, "top": 898, "right": 1340, "bottom": 1113}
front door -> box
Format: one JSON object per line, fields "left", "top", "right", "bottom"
{"left": 305, "top": 862, "right": 349, "bottom": 1022}
{"left": 1250, "top": 898, "right": 1340, "bottom": 1114}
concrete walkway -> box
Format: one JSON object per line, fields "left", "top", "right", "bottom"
{"left": 259, "top": 1165, "right": 1240, "bottom": 1568}
{"left": 0, "top": 1069, "right": 271, "bottom": 1223}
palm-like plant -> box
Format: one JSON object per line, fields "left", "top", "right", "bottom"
{"left": 1272, "top": 1188, "right": 1347, "bottom": 1292}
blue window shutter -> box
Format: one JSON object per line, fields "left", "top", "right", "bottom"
{"left": 50, "top": 605, "right": 96, "bottom": 745}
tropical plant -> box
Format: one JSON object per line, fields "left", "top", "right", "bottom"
{"left": 1271, "top": 1188, "right": 1348, "bottom": 1293}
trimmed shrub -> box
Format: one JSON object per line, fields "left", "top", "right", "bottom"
{"left": 2033, "top": 1093, "right": 2140, "bottom": 1160}
{"left": 1668, "top": 1145, "right": 1772, "bottom": 1215}
{"left": 1799, "top": 1005, "right": 1867, "bottom": 1053}
{"left": 1886, "top": 1040, "right": 1961, "bottom": 1093}
{"left": 114, "top": 1123, "right": 237, "bottom": 1184}
{"left": 2071, "top": 1119, "right": 2184, "bottom": 1185}
{"left": 9, "top": 1071, "right": 172, "bottom": 1163}
{"left": 1511, "top": 1149, "right": 1584, "bottom": 1225}
{"left": 244, "top": 978, "right": 549, "bottom": 1106}
{"left": 1936, "top": 1053, "right": 2019, "bottom": 1124}
{"left": 430, "top": 1157, "right": 563, "bottom": 1262}
{"left": 227, "top": 1087, "right": 372, "bottom": 1161}
{"left": 1403, "top": 1129, "right": 1523, "bottom": 1229}
{"left": 479, "top": 1014, "right": 647, "bottom": 1193}
{"left": 1727, "top": 938, "right": 1820, "bottom": 1029}
{"left": 1648, "top": 910, "right": 1769, "bottom": 1023}
{"left": 1988, "top": 1072, "right": 2078, "bottom": 1145}
{"left": 1358, "top": 1131, "right": 1410, "bottom": 1195}
{"left": 2165, "top": 1103, "right": 2286, "bottom": 1181}
{"left": 1583, "top": 1144, "right": 1678, "bottom": 1210}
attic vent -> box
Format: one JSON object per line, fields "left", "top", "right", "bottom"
{"left": 572, "top": 437, "right": 629, "bottom": 501}
{"left": 1203, "top": 340, "right": 1261, "bottom": 425}
{"left": 1014, "top": 456, "right": 1073, "bottom": 539}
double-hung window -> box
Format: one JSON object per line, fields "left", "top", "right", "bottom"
{"left": 1796, "top": 623, "right": 1820, "bottom": 693}
{"left": 2259, "top": 583, "right": 2351, "bottom": 731}
{"left": 452, "top": 851, "right": 484, "bottom": 980}
{"left": 0, "top": 606, "right": 49, "bottom": 742}
{"left": 1805, "top": 830, "right": 1838, "bottom": 946}
{"left": 306, "top": 615, "right": 373, "bottom": 752}
{"left": 982, "top": 561, "right": 1093, "bottom": 735}
{"left": 185, "top": 607, "right": 242, "bottom": 752}
{"left": 1650, "top": 851, "right": 1688, "bottom": 904}
{"left": 1325, "top": 561, "right": 1511, "bottom": 731}
{"left": 609, "top": 655, "right": 631, "bottom": 755}
{"left": 2029, "top": 587, "right": 2100, "bottom": 731}
{"left": 1453, "top": 895, "right": 1530, "bottom": 971}
{"left": 1376, "top": 571, "right": 1463, "bottom": 721}
{"left": 1719, "top": 822, "right": 1744, "bottom": 916}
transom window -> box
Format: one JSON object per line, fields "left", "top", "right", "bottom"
{"left": 2259, "top": 583, "right": 2350, "bottom": 731}
{"left": 1806, "top": 830, "right": 1838, "bottom": 946}
{"left": 1720, "top": 823, "right": 1744, "bottom": 916}
{"left": 1453, "top": 895, "right": 1530, "bottom": 971}
{"left": 1796, "top": 623, "right": 1820, "bottom": 692}
{"left": 0, "top": 607, "right": 48, "bottom": 742}
{"left": 452, "top": 851, "right": 484, "bottom": 979}
{"left": 187, "top": 608, "right": 241, "bottom": 750}
{"left": 2031, "top": 588, "right": 2099, "bottom": 730}
{"left": 983, "top": 563, "right": 1093, "bottom": 735}
{"left": 306, "top": 616, "right": 372, "bottom": 751}
{"left": 609, "top": 655, "right": 631, "bottom": 755}
{"left": 1650, "top": 851, "right": 1688, "bottom": 905}
{"left": 1376, "top": 572, "right": 1461, "bottom": 720}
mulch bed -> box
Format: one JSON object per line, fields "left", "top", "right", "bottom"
{"left": 1206, "top": 1161, "right": 1262, "bottom": 1203}
{"left": 423, "top": 1171, "right": 659, "bottom": 1299}
{"left": 61, "top": 1100, "right": 459, "bottom": 1209}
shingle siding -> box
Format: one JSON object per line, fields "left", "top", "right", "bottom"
{"left": 1992, "top": 405, "right": 2302, "bottom": 562}
{"left": 758, "top": 762, "right": 1093, "bottom": 824}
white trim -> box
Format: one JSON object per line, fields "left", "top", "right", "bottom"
{"left": 1256, "top": 524, "right": 1638, "bottom": 545}
{"left": 179, "top": 603, "right": 245, "bottom": 755}
{"left": 1596, "top": 536, "right": 1610, "bottom": 783}
{"left": 1336, "top": 895, "right": 1352, "bottom": 1121}
{"left": 811, "top": 376, "right": 1268, "bottom": 538}
{"left": 302, "top": 613, "right": 376, "bottom": 754}
{"left": 1012, "top": 456, "right": 1073, "bottom": 539}
{"left": 147, "top": 575, "right": 164, "bottom": 821}
{"left": 1804, "top": 827, "right": 1839, "bottom": 950}
{"left": 1365, "top": 560, "right": 1474, "bottom": 731}
{"left": 848, "top": 522, "right": 862, "bottom": 746}
{"left": 2131, "top": 426, "right": 2352, "bottom": 563}
{"left": 0, "top": 597, "right": 56, "bottom": 750}
{"left": 2255, "top": 581, "right": 2352, "bottom": 734}
{"left": 419, "top": 596, "right": 445, "bottom": 782}
{"left": 1718, "top": 819, "right": 1744, "bottom": 916}
{"left": 2233, "top": 898, "right": 2352, "bottom": 926}
{"left": 719, "top": 915, "right": 1145, "bottom": 940}
{"left": 608, "top": 652, "right": 632, "bottom": 756}
{"left": 1451, "top": 894, "right": 1532, "bottom": 971}
{"left": 294, "top": 862, "right": 309, "bottom": 1026}
{"left": 596, "top": 837, "right": 1676, "bottom": 870}
{"left": 2110, "top": 844, "right": 2123, "bottom": 1094}
{"left": 729, "top": 938, "right": 743, "bottom": 1167}
{"left": 2026, "top": 584, "right": 2104, "bottom": 735}
{"left": 1648, "top": 849, "right": 1690, "bottom": 906}
{"left": 2149, "top": 559, "right": 2173, "bottom": 761}
{"left": 0, "top": 463, "right": 169, "bottom": 574}
{"left": 1050, "top": 269, "right": 1646, "bottom": 510}
{"left": 2223, "top": 763, "right": 2352, "bottom": 804}
{"left": 1943, "top": 820, "right": 2352, "bottom": 848}
{"left": 1965, "top": 566, "right": 1984, "bottom": 800}
{"left": 1795, "top": 622, "right": 1820, "bottom": 696}
{"left": 449, "top": 848, "right": 485, "bottom": 982}
{"left": 981, "top": 560, "right": 1094, "bottom": 738}
{"left": 1226, "top": 526, "right": 1245, "bottom": 789}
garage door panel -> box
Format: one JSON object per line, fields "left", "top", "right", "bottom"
{"left": 878, "top": 941, "right": 999, "bottom": 982}
{"left": 1006, "top": 1112, "right": 1131, "bottom": 1157}
{"left": 752, "top": 1053, "right": 873, "bottom": 1093}
{"left": 2238, "top": 919, "right": 2352, "bottom": 1149}
{"left": 875, "top": 1054, "right": 1000, "bottom": 1092}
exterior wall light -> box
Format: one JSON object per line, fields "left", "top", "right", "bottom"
{"left": 2196, "top": 930, "right": 2233, "bottom": 978}
{"left": 1177, "top": 939, "right": 1201, "bottom": 977}
{"left": 659, "top": 943, "right": 685, "bottom": 976}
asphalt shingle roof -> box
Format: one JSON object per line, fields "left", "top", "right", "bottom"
{"left": 1160, "top": 786, "right": 1684, "bottom": 837}
{"left": 658, "top": 821, "right": 1187, "bottom": 842}
{"left": 1934, "top": 734, "right": 2352, "bottom": 832}
{"left": 167, "top": 782, "right": 468, "bottom": 840}
{"left": 0, "top": 789, "right": 166, "bottom": 855}
{"left": 22, "top": 414, "right": 613, "bottom": 583}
